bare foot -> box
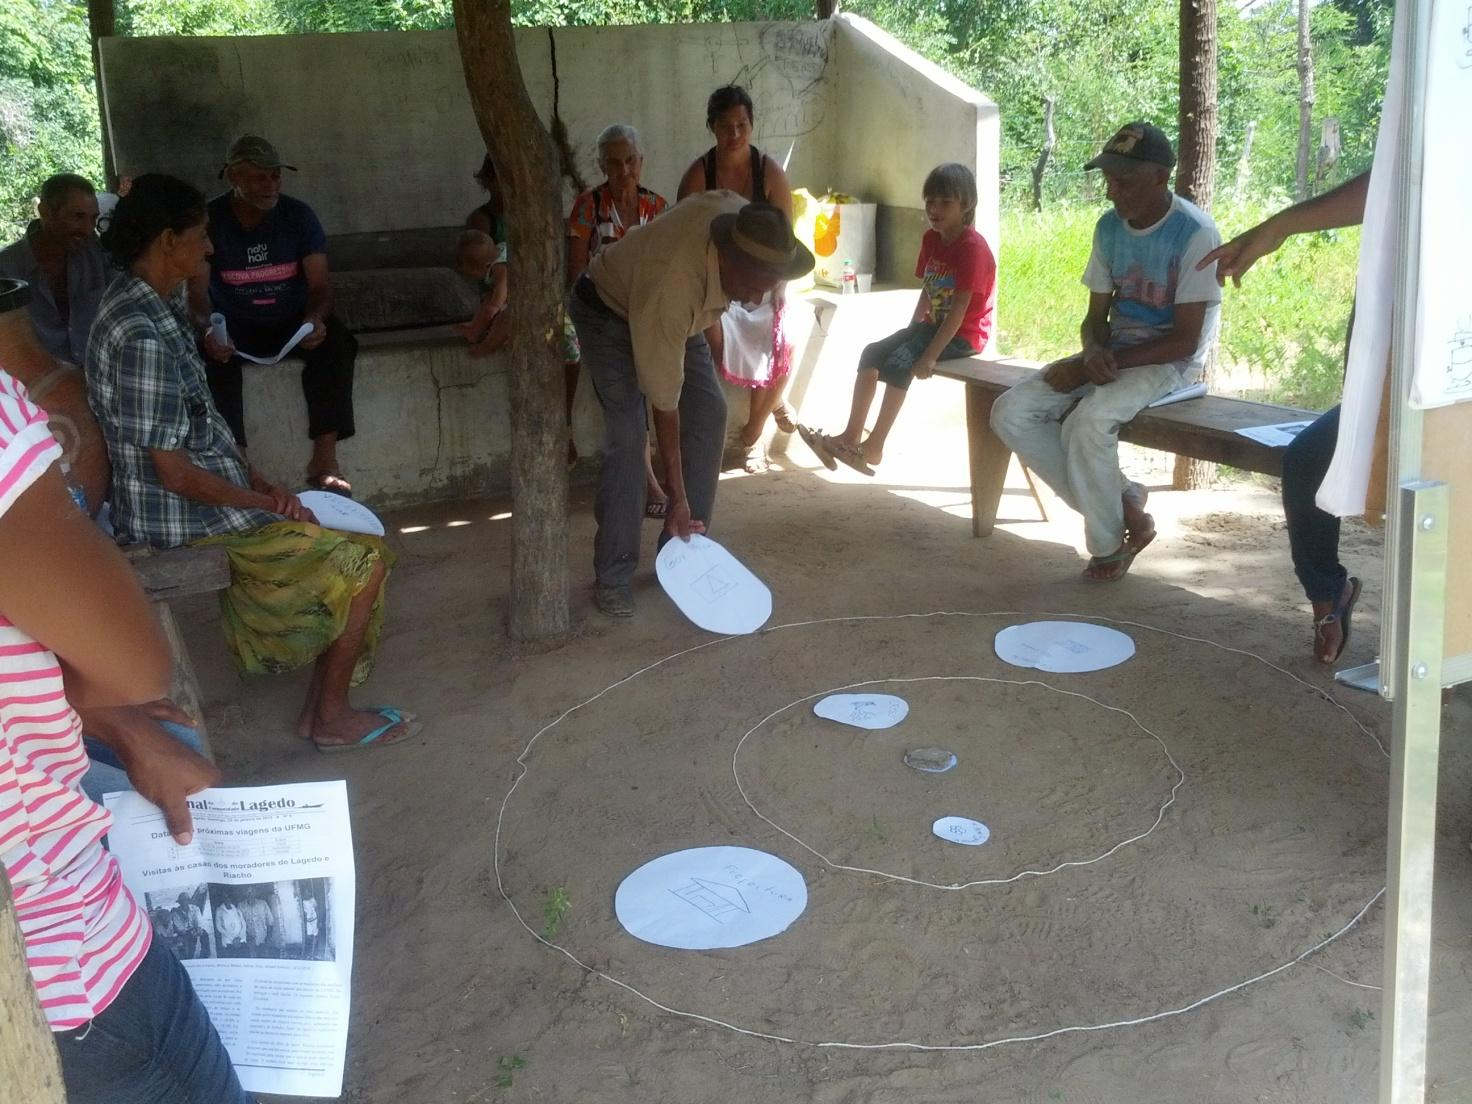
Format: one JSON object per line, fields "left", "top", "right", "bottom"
{"left": 310, "top": 707, "right": 413, "bottom": 750}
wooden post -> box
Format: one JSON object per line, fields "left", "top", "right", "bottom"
{"left": 1031, "top": 96, "right": 1056, "bottom": 213}
{"left": 1174, "top": 0, "right": 1219, "bottom": 490}
{"left": 1295, "top": 0, "right": 1315, "bottom": 202}
{"left": 453, "top": 1, "right": 571, "bottom": 644}
{"left": 1, "top": 868, "right": 66, "bottom": 1103}
{"left": 87, "top": 0, "right": 118, "bottom": 189}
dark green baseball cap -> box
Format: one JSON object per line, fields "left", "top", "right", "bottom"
{"left": 219, "top": 135, "right": 297, "bottom": 178}
{"left": 1084, "top": 122, "right": 1175, "bottom": 173}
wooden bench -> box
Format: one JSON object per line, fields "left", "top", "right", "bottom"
{"left": 125, "top": 546, "right": 231, "bottom": 757}
{"left": 934, "top": 355, "right": 1321, "bottom": 537}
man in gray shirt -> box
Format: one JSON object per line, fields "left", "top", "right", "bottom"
{"left": 0, "top": 173, "right": 110, "bottom": 366}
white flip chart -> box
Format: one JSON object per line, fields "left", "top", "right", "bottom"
{"left": 655, "top": 534, "right": 771, "bottom": 635}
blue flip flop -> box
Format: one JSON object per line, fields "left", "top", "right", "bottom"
{"left": 314, "top": 707, "right": 421, "bottom": 753}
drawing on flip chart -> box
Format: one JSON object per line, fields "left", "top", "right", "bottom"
{"left": 656, "top": 535, "right": 772, "bottom": 635}
{"left": 616, "top": 846, "right": 807, "bottom": 950}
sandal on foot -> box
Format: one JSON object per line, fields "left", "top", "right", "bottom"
{"left": 824, "top": 435, "right": 876, "bottom": 477}
{"left": 1082, "top": 541, "right": 1145, "bottom": 582}
{"left": 798, "top": 425, "right": 837, "bottom": 471}
{"left": 314, "top": 707, "right": 421, "bottom": 753}
{"left": 307, "top": 471, "right": 354, "bottom": 499}
{"left": 773, "top": 403, "right": 797, "bottom": 434}
{"left": 741, "top": 440, "right": 770, "bottom": 474}
{"left": 1313, "top": 576, "right": 1362, "bottom": 664}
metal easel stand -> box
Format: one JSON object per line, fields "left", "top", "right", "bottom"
{"left": 1379, "top": 480, "right": 1448, "bottom": 1104}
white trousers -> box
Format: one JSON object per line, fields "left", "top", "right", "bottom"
{"left": 990, "top": 363, "right": 1180, "bottom": 556}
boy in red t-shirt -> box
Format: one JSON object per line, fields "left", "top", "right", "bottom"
{"left": 800, "top": 163, "right": 997, "bottom": 475}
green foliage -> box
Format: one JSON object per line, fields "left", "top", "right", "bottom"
{"left": 996, "top": 200, "right": 1361, "bottom": 410}
{"left": 540, "top": 886, "right": 570, "bottom": 938}
{"left": 496, "top": 1054, "right": 527, "bottom": 1089}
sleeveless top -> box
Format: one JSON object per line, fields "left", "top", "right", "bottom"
{"left": 702, "top": 146, "right": 768, "bottom": 204}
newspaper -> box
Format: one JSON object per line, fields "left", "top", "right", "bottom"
{"left": 1234, "top": 420, "right": 1315, "bottom": 449}
{"left": 105, "top": 782, "right": 355, "bottom": 1098}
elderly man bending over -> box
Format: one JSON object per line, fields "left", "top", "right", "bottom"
{"left": 569, "top": 192, "right": 812, "bottom": 618}
{"left": 991, "top": 122, "right": 1221, "bottom": 581}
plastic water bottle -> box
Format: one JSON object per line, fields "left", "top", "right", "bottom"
{"left": 840, "top": 259, "right": 858, "bottom": 296}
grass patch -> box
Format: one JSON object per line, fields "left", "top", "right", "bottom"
{"left": 541, "top": 887, "right": 570, "bottom": 939}
{"left": 995, "top": 200, "right": 1360, "bottom": 411}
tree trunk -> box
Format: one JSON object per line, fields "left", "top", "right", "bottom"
{"left": 1031, "top": 96, "right": 1057, "bottom": 213}
{"left": 1175, "top": 0, "right": 1219, "bottom": 490}
{"left": 1233, "top": 119, "right": 1257, "bottom": 199}
{"left": 453, "top": 1, "right": 571, "bottom": 644}
{"left": 1295, "top": 0, "right": 1315, "bottom": 202}
{"left": 87, "top": 0, "right": 118, "bottom": 189}
{"left": 1, "top": 869, "right": 66, "bottom": 1103}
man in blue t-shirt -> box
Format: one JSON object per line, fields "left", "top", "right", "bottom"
{"left": 992, "top": 121, "right": 1222, "bottom": 582}
{"left": 188, "top": 135, "right": 358, "bottom": 496}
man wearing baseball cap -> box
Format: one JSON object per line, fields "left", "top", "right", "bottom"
{"left": 569, "top": 190, "right": 812, "bottom": 617}
{"left": 991, "top": 121, "right": 1222, "bottom": 581}
{"left": 187, "top": 135, "right": 359, "bottom": 496}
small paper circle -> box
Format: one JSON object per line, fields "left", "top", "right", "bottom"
{"left": 296, "top": 490, "right": 386, "bottom": 537}
{"left": 813, "top": 693, "right": 909, "bottom": 730}
{"left": 932, "top": 816, "right": 991, "bottom": 846}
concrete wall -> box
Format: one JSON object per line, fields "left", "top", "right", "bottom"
{"left": 98, "top": 23, "right": 838, "bottom": 252}
{"left": 830, "top": 15, "right": 1000, "bottom": 306}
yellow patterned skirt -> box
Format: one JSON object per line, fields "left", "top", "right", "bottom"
{"left": 198, "top": 521, "right": 395, "bottom": 686}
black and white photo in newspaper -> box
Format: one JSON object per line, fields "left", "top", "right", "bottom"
{"left": 105, "top": 781, "right": 355, "bottom": 1098}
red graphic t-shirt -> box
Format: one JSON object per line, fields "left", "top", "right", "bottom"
{"left": 915, "top": 226, "right": 998, "bottom": 352}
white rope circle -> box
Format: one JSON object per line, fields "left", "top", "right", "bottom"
{"left": 493, "top": 611, "right": 1389, "bottom": 1052}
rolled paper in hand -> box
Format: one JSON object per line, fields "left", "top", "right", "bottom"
{"left": 209, "top": 313, "right": 230, "bottom": 346}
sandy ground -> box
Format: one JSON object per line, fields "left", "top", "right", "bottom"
{"left": 174, "top": 375, "right": 1472, "bottom": 1104}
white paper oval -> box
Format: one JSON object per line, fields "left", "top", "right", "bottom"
{"left": 993, "top": 621, "right": 1135, "bottom": 673}
{"left": 297, "top": 490, "right": 386, "bottom": 537}
{"left": 813, "top": 693, "right": 909, "bottom": 730}
{"left": 615, "top": 846, "right": 807, "bottom": 950}
{"left": 932, "top": 816, "right": 991, "bottom": 846}
{"left": 655, "top": 534, "right": 771, "bottom": 635}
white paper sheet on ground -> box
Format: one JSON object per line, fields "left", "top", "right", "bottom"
{"left": 933, "top": 816, "right": 990, "bottom": 846}
{"left": 237, "top": 321, "right": 315, "bottom": 366}
{"left": 297, "top": 490, "right": 385, "bottom": 536}
{"left": 1234, "top": 420, "right": 1315, "bottom": 448}
{"left": 813, "top": 693, "right": 908, "bottom": 730}
{"left": 655, "top": 533, "right": 771, "bottom": 634}
{"left": 615, "top": 846, "right": 807, "bottom": 950}
{"left": 1410, "top": 1, "right": 1472, "bottom": 407}
{"left": 994, "top": 621, "right": 1135, "bottom": 673}
{"left": 1316, "top": 0, "right": 1407, "bottom": 514}
{"left": 1146, "top": 380, "right": 1207, "bottom": 408}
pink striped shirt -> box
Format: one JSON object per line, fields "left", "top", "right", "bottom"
{"left": 0, "top": 369, "right": 149, "bottom": 1030}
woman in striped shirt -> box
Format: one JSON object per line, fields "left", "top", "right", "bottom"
{"left": 0, "top": 366, "right": 250, "bottom": 1101}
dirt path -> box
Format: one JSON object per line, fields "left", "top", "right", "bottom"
{"left": 178, "top": 377, "right": 1472, "bottom": 1104}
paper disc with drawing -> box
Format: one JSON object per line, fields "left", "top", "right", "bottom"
{"left": 993, "top": 621, "right": 1135, "bottom": 673}
{"left": 655, "top": 534, "right": 771, "bottom": 635}
{"left": 813, "top": 693, "right": 909, "bottom": 730}
{"left": 615, "top": 846, "right": 807, "bottom": 950}
{"left": 297, "top": 491, "right": 386, "bottom": 537}
{"left": 932, "top": 816, "right": 991, "bottom": 846}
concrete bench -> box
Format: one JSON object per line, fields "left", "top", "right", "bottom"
{"left": 933, "top": 355, "right": 1320, "bottom": 537}
{"left": 125, "top": 545, "right": 231, "bottom": 757}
